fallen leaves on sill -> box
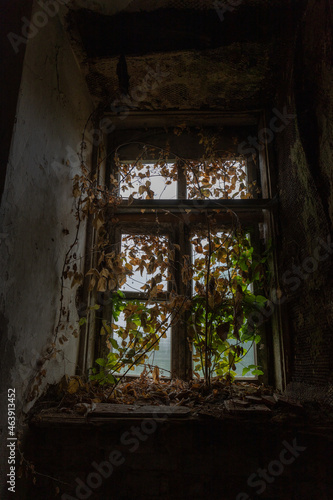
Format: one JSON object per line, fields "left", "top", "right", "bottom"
{"left": 29, "top": 371, "right": 295, "bottom": 421}
{"left": 29, "top": 369, "right": 317, "bottom": 425}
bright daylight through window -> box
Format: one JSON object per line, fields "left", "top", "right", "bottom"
{"left": 86, "top": 126, "right": 269, "bottom": 387}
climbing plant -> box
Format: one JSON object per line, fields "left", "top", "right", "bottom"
{"left": 70, "top": 128, "right": 267, "bottom": 388}
{"left": 189, "top": 228, "right": 267, "bottom": 385}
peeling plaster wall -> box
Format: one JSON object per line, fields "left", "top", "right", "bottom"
{"left": 0, "top": 0, "right": 94, "bottom": 443}
{"left": 274, "top": 0, "right": 333, "bottom": 399}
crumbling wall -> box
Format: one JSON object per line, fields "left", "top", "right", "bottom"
{"left": 274, "top": 0, "right": 333, "bottom": 399}
{"left": 0, "top": 3, "right": 94, "bottom": 416}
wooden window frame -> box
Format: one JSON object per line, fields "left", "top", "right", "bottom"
{"left": 78, "top": 112, "right": 278, "bottom": 386}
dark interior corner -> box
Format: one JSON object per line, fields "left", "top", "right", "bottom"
{"left": 1, "top": 0, "right": 333, "bottom": 499}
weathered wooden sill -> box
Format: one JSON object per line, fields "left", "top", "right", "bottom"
{"left": 29, "top": 402, "right": 333, "bottom": 435}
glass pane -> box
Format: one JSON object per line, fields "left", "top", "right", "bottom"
{"left": 119, "top": 162, "right": 178, "bottom": 200}
{"left": 120, "top": 234, "right": 169, "bottom": 293}
{"left": 228, "top": 342, "right": 256, "bottom": 377}
{"left": 191, "top": 230, "right": 256, "bottom": 378}
{"left": 192, "top": 343, "right": 256, "bottom": 378}
{"left": 191, "top": 232, "right": 230, "bottom": 295}
{"left": 186, "top": 158, "right": 249, "bottom": 200}
{"left": 112, "top": 307, "right": 171, "bottom": 377}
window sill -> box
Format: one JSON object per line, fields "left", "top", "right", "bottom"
{"left": 29, "top": 398, "right": 317, "bottom": 430}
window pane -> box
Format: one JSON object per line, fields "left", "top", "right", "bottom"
{"left": 120, "top": 234, "right": 170, "bottom": 293}
{"left": 114, "top": 233, "right": 172, "bottom": 377}
{"left": 192, "top": 343, "right": 256, "bottom": 378}
{"left": 228, "top": 342, "right": 256, "bottom": 377}
{"left": 191, "top": 231, "right": 248, "bottom": 297}
{"left": 191, "top": 230, "right": 256, "bottom": 378}
{"left": 118, "top": 162, "right": 177, "bottom": 200}
{"left": 186, "top": 158, "right": 249, "bottom": 200}
{"left": 112, "top": 307, "right": 171, "bottom": 377}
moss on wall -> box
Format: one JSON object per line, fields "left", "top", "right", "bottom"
{"left": 289, "top": 124, "right": 326, "bottom": 252}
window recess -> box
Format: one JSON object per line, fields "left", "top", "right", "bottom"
{"left": 88, "top": 122, "right": 274, "bottom": 384}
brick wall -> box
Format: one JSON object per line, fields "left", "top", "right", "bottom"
{"left": 273, "top": 0, "right": 333, "bottom": 391}
{"left": 17, "top": 416, "right": 333, "bottom": 500}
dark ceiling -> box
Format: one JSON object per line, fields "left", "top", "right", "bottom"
{"left": 72, "top": 6, "right": 285, "bottom": 58}
{"left": 65, "top": 0, "right": 304, "bottom": 112}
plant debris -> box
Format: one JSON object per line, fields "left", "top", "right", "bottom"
{"left": 29, "top": 373, "right": 333, "bottom": 424}
{"left": 28, "top": 372, "right": 298, "bottom": 421}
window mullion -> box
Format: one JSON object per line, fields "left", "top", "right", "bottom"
{"left": 177, "top": 161, "right": 187, "bottom": 199}
{"left": 171, "top": 221, "right": 192, "bottom": 380}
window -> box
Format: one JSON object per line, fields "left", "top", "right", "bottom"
{"left": 85, "top": 118, "right": 272, "bottom": 383}
{"left": 114, "top": 232, "right": 172, "bottom": 377}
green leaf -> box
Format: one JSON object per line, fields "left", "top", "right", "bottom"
{"left": 89, "top": 304, "right": 101, "bottom": 311}
{"left": 239, "top": 259, "right": 248, "bottom": 272}
{"left": 109, "top": 338, "right": 119, "bottom": 350}
{"left": 95, "top": 358, "right": 106, "bottom": 367}
{"left": 101, "top": 320, "right": 112, "bottom": 336}
{"left": 107, "top": 374, "right": 116, "bottom": 384}
{"left": 79, "top": 317, "right": 87, "bottom": 326}
{"left": 107, "top": 352, "right": 118, "bottom": 363}
{"left": 112, "top": 310, "right": 120, "bottom": 321}
{"left": 243, "top": 294, "right": 256, "bottom": 304}
{"left": 255, "top": 295, "right": 267, "bottom": 305}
